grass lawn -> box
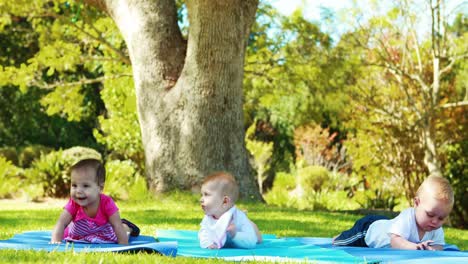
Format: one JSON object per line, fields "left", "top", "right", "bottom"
{"left": 0, "top": 191, "right": 466, "bottom": 263}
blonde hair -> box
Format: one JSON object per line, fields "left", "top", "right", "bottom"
{"left": 416, "top": 176, "right": 454, "bottom": 205}
{"left": 202, "top": 171, "right": 239, "bottom": 203}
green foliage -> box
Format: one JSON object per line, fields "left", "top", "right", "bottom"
{"left": 27, "top": 150, "right": 67, "bottom": 198}
{"left": 302, "top": 190, "right": 360, "bottom": 211}
{"left": 263, "top": 172, "right": 297, "bottom": 208}
{"left": 443, "top": 141, "right": 467, "bottom": 228}
{"left": 297, "top": 165, "right": 330, "bottom": 193}
{"left": 295, "top": 166, "right": 360, "bottom": 210}
{"left": 40, "top": 85, "right": 86, "bottom": 122}
{"left": 62, "top": 146, "right": 102, "bottom": 166}
{"left": 353, "top": 189, "right": 399, "bottom": 211}
{"left": 265, "top": 168, "right": 360, "bottom": 211}
{"left": 345, "top": 131, "right": 405, "bottom": 211}
{"left": 0, "top": 85, "right": 101, "bottom": 150}
{"left": 244, "top": 3, "right": 351, "bottom": 177}
{"left": 94, "top": 72, "right": 144, "bottom": 169}
{"left": 0, "top": 157, "right": 23, "bottom": 198}
{"left": 128, "top": 173, "right": 151, "bottom": 202}
{"left": 105, "top": 159, "right": 148, "bottom": 201}
{"left": 0, "top": 0, "right": 115, "bottom": 154}
{"left": 341, "top": 2, "right": 467, "bottom": 213}
{"left": 18, "top": 145, "right": 52, "bottom": 168}
{"left": 0, "top": 146, "right": 18, "bottom": 165}
{"left": 245, "top": 121, "right": 273, "bottom": 193}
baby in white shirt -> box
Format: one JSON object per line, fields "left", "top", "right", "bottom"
{"left": 198, "top": 171, "right": 262, "bottom": 249}
{"left": 333, "top": 176, "right": 454, "bottom": 251}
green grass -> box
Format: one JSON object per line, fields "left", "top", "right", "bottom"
{"left": 0, "top": 191, "right": 466, "bottom": 263}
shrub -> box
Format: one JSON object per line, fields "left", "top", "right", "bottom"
{"left": 0, "top": 147, "right": 18, "bottom": 166}
{"left": 353, "top": 188, "right": 399, "bottom": 211}
{"left": 245, "top": 121, "right": 274, "bottom": 194}
{"left": 296, "top": 165, "right": 329, "bottom": 193}
{"left": 18, "top": 145, "right": 53, "bottom": 168}
{"left": 264, "top": 172, "right": 298, "bottom": 208}
{"left": 300, "top": 190, "right": 360, "bottom": 211}
{"left": 27, "top": 150, "right": 68, "bottom": 198}
{"left": 0, "top": 157, "right": 24, "bottom": 198}
{"left": 105, "top": 159, "right": 149, "bottom": 201}
{"left": 294, "top": 124, "right": 350, "bottom": 174}
{"left": 62, "top": 146, "right": 102, "bottom": 166}
{"left": 443, "top": 142, "right": 467, "bottom": 228}
{"left": 266, "top": 163, "right": 364, "bottom": 211}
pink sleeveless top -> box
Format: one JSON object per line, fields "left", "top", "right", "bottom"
{"left": 63, "top": 194, "right": 119, "bottom": 243}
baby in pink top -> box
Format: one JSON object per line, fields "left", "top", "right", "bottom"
{"left": 51, "top": 159, "right": 139, "bottom": 244}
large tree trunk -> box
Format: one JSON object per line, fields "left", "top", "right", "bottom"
{"left": 89, "top": 0, "right": 261, "bottom": 199}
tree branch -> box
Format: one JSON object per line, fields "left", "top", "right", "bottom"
{"left": 31, "top": 74, "right": 132, "bottom": 90}
{"left": 70, "top": 21, "right": 131, "bottom": 65}
{"left": 438, "top": 53, "right": 468, "bottom": 77}
{"left": 439, "top": 101, "right": 468, "bottom": 108}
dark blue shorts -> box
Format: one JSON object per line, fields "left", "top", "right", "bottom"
{"left": 333, "top": 215, "right": 389, "bottom": 247}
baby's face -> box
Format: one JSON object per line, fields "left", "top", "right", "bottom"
{"left": 70, "top": 167, "right": 102, "bottom": 209}
{"left": 200, "top": 181, "right": 229, "bottom": 219}
{"left": 414, "top": 189, "right": 452, "bottom": 233}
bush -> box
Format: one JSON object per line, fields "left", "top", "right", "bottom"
{"left": 297, "top": 165, "right": 330, "bottom": 193}
{"left": 353, "top": 188, "right": 400, "bottom": 211}
{"left": 18, "top": 145, "right": 52, "bottom": 168}
{"left": 266, "top": 165, "right": 363, "bottom": 211}
{"left": 27, "top": 150, "right": 68, "bottom": 198}
{"left": 105, "top": 159, "right": 149, "bottom": 201}
{"left": 294, "top": 124, "right": 350, "bottom": 173}
{"left": 444, "top": 142, "right": 467, "bottom": 228}
{"left": 245, "top": 121, "right": 274, "bottom": 194}
{"left": 301, "top": 190, "right": 360, "bottom": 211}
{"left": 264, "top": 172, "right": 297, "bottom": 208}
{"left": 62, "top": 146, "right": 102, "bottom": 166}
{"left": 0, "top": 157, "right": 24, "bottom": 198}
{"left": 0, "top": 147, "right": 18, "bottom": 166}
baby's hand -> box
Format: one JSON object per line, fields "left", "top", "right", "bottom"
{"left": 416, "top": 240, "right": 434, "bottom": 250}
{"left": 49, "top": 240, "right": 62, "bottom": 244}
{"left": 226, "top": 223, "right": 237, "bottom": 238}
{"left": 208, "top": 243, "right": 218, "bottom": 249}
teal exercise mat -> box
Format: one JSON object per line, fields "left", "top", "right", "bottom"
{"left": 293, "top": 237, "right": 468, "bottom": 264}
{"left": 0, "top": 231, "right": 177, "bottom": 256}
{"left": 156, "top": 229, "right": 373, "bottom": 263}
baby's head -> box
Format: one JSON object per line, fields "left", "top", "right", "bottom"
{"left": 70, "top": 159, "right": 106, "bottom": 189}
{"left": 69, "top": 159, "right": 105, "bottom": 207}
{"left": 200, "top": 172, "right": 239, "bottom": 218}
{"left": 414, "top": 176, "right": 454, "bottom": 232}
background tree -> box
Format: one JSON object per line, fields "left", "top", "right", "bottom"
{"left": 0, "top": 0, "right": 261, "bottom": 199}
{"left": 0, "top": 6, "right": 102, "bottom": 152}
{"left": 342, "top": 0, "right": 467, "bottom": 224}
{"left": 244, "top": 6, "right": 351, "bottom": 190}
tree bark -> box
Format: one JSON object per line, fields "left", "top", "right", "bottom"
{"left": 85, "top": 0, "right": 261, "bottom": 199}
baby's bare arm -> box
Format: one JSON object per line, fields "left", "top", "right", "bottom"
{"left": 249, "top": 220, "right": 262, "bottom": 243}
{"left": 51, "top": 210, "right": 72, "bottom": 243}
{"left": 109, "top": 211, "right": 129, "bottom": 245}
{"left": 390, "top": 234, "right": 439, "bottom": 250}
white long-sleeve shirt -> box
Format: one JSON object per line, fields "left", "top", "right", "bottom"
{"left": 365, "top": 207, "right": 445, "bottom": 248}
{"left": 198, "top": 206, "right": 258, "bottom": 249}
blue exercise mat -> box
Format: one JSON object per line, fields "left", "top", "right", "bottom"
{"left": 157, "top": 230, "right": 374, "bottom": 263}
{"left": 294, "top": 237, "right": 468, "bottom": 264}
{"left": 0, "top": 231, "right": 177, "bottom": 256}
